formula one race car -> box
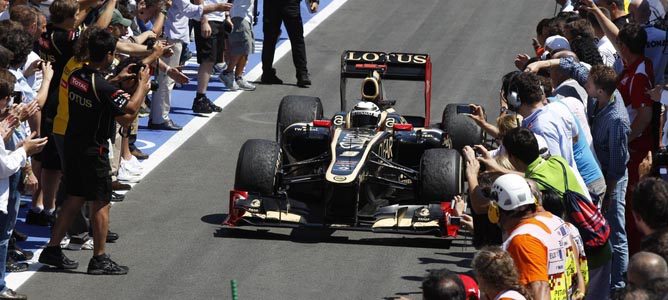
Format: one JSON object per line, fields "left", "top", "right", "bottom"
{"left": 224, "top": 50, "right": 484, "bottom": 237}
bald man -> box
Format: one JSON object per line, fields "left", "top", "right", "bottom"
{"left": 627, "top": 251, "right": 668, "bottom": 287}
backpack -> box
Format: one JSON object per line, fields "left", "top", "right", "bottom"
{"left": 530, "top": 159, "right": 610, "bottom": 250}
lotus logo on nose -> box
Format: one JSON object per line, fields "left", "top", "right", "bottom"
{"left": 418, "top": 207, "right": 430, "bottom": 217}
{"left": 250, "top": 199, "right": 261, "bottom": 208}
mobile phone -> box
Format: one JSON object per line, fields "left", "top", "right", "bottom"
{"left": 449, "top": 216, "right": 461, "bottom": 226}
{"left": 456, "top": 105, "right": 473, "bottom": 114}
{"left": 11, "top": 91, "right": 22, "bottom": 104}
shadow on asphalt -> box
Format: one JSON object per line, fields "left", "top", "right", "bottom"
{"left": 213, "top": 226, "right": 455, "bottom": 249}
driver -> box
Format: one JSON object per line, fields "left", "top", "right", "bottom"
{"left": 350, "top": 101, "right": 381, "bottom": 128}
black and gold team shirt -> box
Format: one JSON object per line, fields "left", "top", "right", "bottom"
{"left": 63, "top": 66, "right": 130, "bottom": 153}
{"left": 37, "top": 23, "right": 81, "bottom": 120}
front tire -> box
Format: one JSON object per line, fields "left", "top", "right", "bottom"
{"left": 419, "top": 148, "right": 463, "bottom": 203}
{"left": 234, "top": 139, "right": 281, "bottom": 196}
{"left": 276, "top": 95, "right": 324, "bottom": 143}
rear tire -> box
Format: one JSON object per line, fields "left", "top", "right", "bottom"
{"left": 276, "top": 95, "right": 324, "bottom": 142}
{"left": 234, "top": 139, "right": 281, "bottom": 196}
{"left": 441, "top": 103, "right": 484, "bottom": 150}
{"left": 419, "top": 148, "right": 463, "bottom": 203}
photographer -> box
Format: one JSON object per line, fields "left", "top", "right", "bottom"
{"left": 39, "top": 28, "right": 150, "bottom": 275}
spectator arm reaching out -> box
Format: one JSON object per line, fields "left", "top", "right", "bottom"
{"left": 133, "top": 31, "right": 157, "bottom": 45}
{"left": 526, "top": 57, "right": 590, "bottom": 86}
{"left": 466, "top": 104, "right": 500, "bottom": 138}
{"left": 116, "top": 67, "right": 151, "bottom": 126}
{"left": 116, "top": 42, "right": 152, "bottom": 57}
{"left": 583, "top": 0, "right": 621, "bottom": 53}
{"left": 35, "top": 61, "right": 53, "bottom": 109}
{"left": 150, "top": 0, "right": 170, "bottom": 37}
{"left": 94, "top": 0, "right": 118, "bottom": 29}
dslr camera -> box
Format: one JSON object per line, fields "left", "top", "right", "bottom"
{"left": 129, "top": 63, "right": 159, "bottom": 91}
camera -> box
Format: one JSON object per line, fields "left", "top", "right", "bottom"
{"left": 653, "top": 148, "right": 668, "bottom": 181}
{"left": 129, "top": 63, "right": 146, "bottom": 75}
{"left": 456, "top": 104, "right": 474, "bottom": 114}
{"left": 144, "top": 37, "right": 157, "bottom": 50}
{"left": 11, "top": 91, "right": 22, "bottom": 104}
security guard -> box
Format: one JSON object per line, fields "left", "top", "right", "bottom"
{"left": 260, "top": 0, "right": 318, "bottom": 87}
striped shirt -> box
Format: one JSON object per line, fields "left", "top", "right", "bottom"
{"left": 587, "top": 90, "right": 631, "bottom": 181}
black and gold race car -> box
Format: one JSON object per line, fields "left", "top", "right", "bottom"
{"left": 224, "top": 50, "right": 483, "bottom": 237}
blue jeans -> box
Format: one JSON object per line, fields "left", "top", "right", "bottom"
{"left": 604, "top": 171, "right": 628, "bottom": 290}
{"left": 0, "top": 171, "right": 23, "bottom": 290}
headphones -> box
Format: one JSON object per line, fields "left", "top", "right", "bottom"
{"left": 505, "top": 73, "right": 547, "bottom": 112}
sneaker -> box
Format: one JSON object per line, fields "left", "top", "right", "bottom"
{"left": 219, "top": 71, "right": 239, "bottom": 91}
{"left": 38, "top": 246, "right": 79, "bottom": 269}
{"left": 192, "top": 97, "right": 214, "bottom": 114}
{"left": 236, "top": 77, "right": 256, "bottom": 91}
{"left": 0, "top": 287, "right": 27, "bottom": 300}
{"left": 205, "top": 97, "right": 222, "bottom": 112}
{"left": 5, "top": 258, "right": 28, "bottom": 273}
{"left": 87, "top": 254, "right": 128, "bottom": 275}
{"left": 213, "top": 62, "right": 227, "bottom": 74}
{"left": 60, "top": 235, "right": 71, "bottom": 248}
{"left": 66, "top": 236, "right": 93, "bottom": 251}
{"left": 123, "top": 155, "right": 143, "bottom": 172}
{"left": 119, "top": 159, "right": 143, "bottom": 176}
{"left": 117, "top": 167, "right": 141, "bottom": 183}
{"left": 138, "top": 105, "right": 150, "bottom": 118}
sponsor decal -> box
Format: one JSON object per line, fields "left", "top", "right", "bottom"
{"left": 68, "top": 92, "right": 92, "bottom": 108}
{"left": 418, "top": 207, "right": 430, "bottom": 217}
{"left": 250, "top": 199, "right": 261, "bottom": 208}
{"left": 111, "top": 90, "right": 130, "bottom": 108}
{"left": 69, "top": 76, "right": 89, "bottom": 92}
{"left": 346, "top": 52, "right": 428, "bottom": 65}
{"left": 333, "top": 115, "right": 344, "bottom": 126}
{"left": 340, "top": 151, "right": 360, "bottom": 157}
{"left": 333, "top": 176, "right": 347, "bottom": 182}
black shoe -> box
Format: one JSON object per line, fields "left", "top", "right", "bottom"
{"left": 297, "top": 73, "right": 311, "bottom": 87}
{"left": 5, "top": 258, "right": 28, "bottom": 273}
{"left": 130, "top": 148, "right": 149, "bottom": 160}
{"left": 38, "top": 246, "right": 79, "bottom": 269}
{"left": 260, "top": 72, "right": 283, "bottom": 84}
{"left": 0, "top": 287, "right": 27, "bottom": 299}
{"left": 112, "top": 180, "right": 131, "bottom": 191}
{"left": 87, "top": 254, "right": 128, "bottom": 275}
{"left": 206, "top": 98, "right": 223, "bottom": 112}
{"left": 25, "top": 210, "right": 49, "bottom": 226}
{"left": 106, "top": 230, "right": 119, "bottom": 243}
{"left": 11, "top": 230, "right": 27, "bottom": 242}
{"left": 8, "top": 240, "right": 33, "bottom": 261}
{"left": 192, "top": 98, "right": 214, "bottom": 114}
{"left": 111, "top": 192, "right": 125, "bottom": 202}
{"left": 147, "top": 119, "right": 182, "bottom": 131}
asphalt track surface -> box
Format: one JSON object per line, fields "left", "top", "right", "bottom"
{"left": 19, "top": 0, "right": 555, "bottom": 299}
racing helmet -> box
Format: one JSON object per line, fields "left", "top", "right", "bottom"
{"left": 350, "top": 101, "right": 381, "bottom": 128}
{"left": 490, "top": 174, "right": 535, "bottom": 211}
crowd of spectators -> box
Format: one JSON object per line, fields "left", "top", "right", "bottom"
{"left": 0, "top": 0, "right": 318, "bottom": 298}
{"left": 416, "top": 0, "right": 668, "bottom": 299}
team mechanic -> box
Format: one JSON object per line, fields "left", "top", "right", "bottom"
{"left": 260, "top": 0, "right": 319, "bottom": 87}
{"left": 38, "top": 28, "right": 151, "bottom": 275}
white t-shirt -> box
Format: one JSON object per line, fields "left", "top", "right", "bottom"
{"left": 230, "top": 0, "right": 254, "bottom": 23}
{"left": 644, "top": 26, "right": 668, "bottom": 84}
{"left": 201, "top": 0, "right": 228, "bottom": 22}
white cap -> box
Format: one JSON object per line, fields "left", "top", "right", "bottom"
{"left": 491, "top": 174, "right": 535, "bottom": 211}
{"left": 545, "top": 35, "right": 571, "bottom": 52}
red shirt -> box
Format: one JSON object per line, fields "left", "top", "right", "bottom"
{"left": 618, "top": 57, "right": 655, "bottom": 149}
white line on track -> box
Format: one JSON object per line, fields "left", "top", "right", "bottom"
{"left": 7, "top": 0, "right": 348, "bottom": 290}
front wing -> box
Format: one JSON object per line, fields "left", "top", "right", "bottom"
{"left": 223, "top": 190, "right": 461, "bottom": 237}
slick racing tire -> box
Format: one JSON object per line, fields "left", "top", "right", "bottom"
{"left": 276, "top": 95, "right": 324, "bottom": 143}
{"left": 440, "top": 103, "right": 484, "bottom": 150}
{"left": 234, "top": 139, "right": 281, "bottom": 196}
{"left": 419, "top": 148, "right": 463, "bottom": 203}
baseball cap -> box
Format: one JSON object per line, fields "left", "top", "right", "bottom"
{"left": 544, "top": 35, "right": 571, "bottom": 52}
{"left": 111, "top": 9, "right": 132, "bottom": 27}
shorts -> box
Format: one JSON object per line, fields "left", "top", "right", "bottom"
{"left": 194, "top": 21, "right": 227, "bottom": 64}
{"left": 64, "top": 145, "right": 112, "bottom": 202}
{"left": 33, "top": 118, "right": 62, "bottom": 170}
{"left": 229, "top": 17, "right": 254, "bottom": 56}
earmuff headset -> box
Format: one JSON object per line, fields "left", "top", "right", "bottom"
{"left": 505, "top": 73, "right": 522, "bottom": 112}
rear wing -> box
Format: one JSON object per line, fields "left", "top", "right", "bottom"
{"left": 340, "top": 50, "right": 433, "bottom": 125}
